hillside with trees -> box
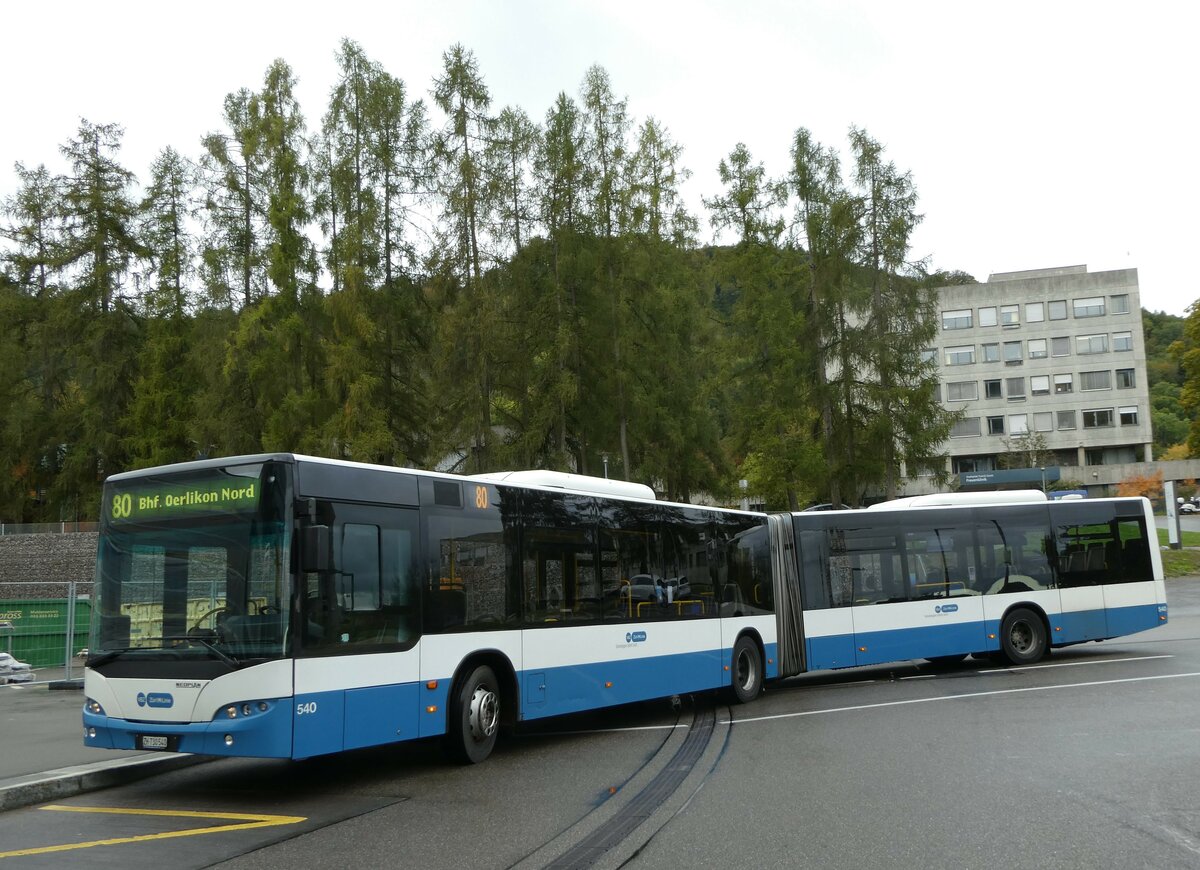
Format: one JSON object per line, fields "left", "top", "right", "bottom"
{"left": 0, "top": 40, "right": 984, "bottom": 521}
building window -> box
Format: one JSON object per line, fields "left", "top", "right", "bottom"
{"left": 1054, "top": 373, "right": 1074, "bottom": 394}
{"left": 1048, "top": 300, "right": 1068, "bottom": 320}
{"left": 946, "top": 345, "right": 975, "bottom": 366}
{"left": 987, "top": 415, "right": 1005, "bottom": 435}
{"left": 1003, "top": 341, "right": 1023, "bottom": 364}
{"left": 1051, "top": 336, "right": 1070, "bottom": 357}
{"left": 950, "top": 417, "right": 981, "bottom": 438}
{"left": 1000, "top": 304, "right": 1020, "bottom": 326}
{"left": 1119, "top": 406, "right": 1138, "bottom": 426}
{"left": 1006, "top": 377, "right": 1026, "bottom": 400}
{"left": 1030, "top": 375, "right": 1050, "bottom": 396}
{"left": 1028, "top": 338, "right": 1048, "bottom": 359}
{"left": 1080, "top": 370, "right": 1112, "bottom": 391}
{"left": 984, "top": 379, "right": 1002, "bottom": 399}
{"left": 920, "top": 348, "right": 936, "bottom": 364}
{"left": 1110, "top": 294, "right": 1130, "bottom": 314}
{"left": 947, "top": 381, "right": 978, "bottom": 401}
{"left": 1033, "top": 411, "right": 1054, "bottom": 432}
{"left": 1009, "top": 414, "right": 1028, "bottom": 435}
{"left": 1077, "top": 333, "right": 1109, "bottom": 355}
{"left": 1057, "top": 410, "right": 1076, "bottom": 430}
{"left": 1073, "top": 296, "right": 1106, "bottom": 318}
{"left": 953, "top": 456, "right": 994, "bottom": 474}
{"left": 978, "top": 306, "right": 997, "bottom": 327}
{"left": 1116, "top": 368, "right": 1135, "bottom": 389}
{"left": 1085, "top": 447, "right": 1105, "bottom": 465}
{"left": 981, "top": 342, "right": 1000, "bottom": 362}
{"left": 1083, "top": 408, "right": 1114, "bottom": 428}
{"left": 1025, "top": 302, "right": 1045, "bottom": 323}
{"left": 1113, "top": 331, "right": 1133, "bottom": 352}
{"left": 942, "top": 309, "right": 973, "bottom": 330}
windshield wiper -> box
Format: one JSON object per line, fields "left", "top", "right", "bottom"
{"left": 86, "top": 647, "right": 136, "bottom": 668}
{"left": 161, "top": 636, "right": 242, "bottom": 669}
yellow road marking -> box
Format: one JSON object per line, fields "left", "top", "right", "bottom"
{"left": 0, "top": 805, "right": 306, "bottom": 859}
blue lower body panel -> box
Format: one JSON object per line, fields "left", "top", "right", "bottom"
{"left": 83, "top": 698, "right": 293, "bottom": 758}
{"left": 522, "top": 648, "right": 725, "bottom": 721}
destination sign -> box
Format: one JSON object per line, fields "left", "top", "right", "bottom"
{"left": 106, "top": 473, "right": 260, "bottom": 523}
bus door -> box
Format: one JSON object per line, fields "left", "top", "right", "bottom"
{"left": 294, "top": 502, "right": 422, "bottom": 757}
{"left": 977, "top": 506, "right": 1065, "bottom": 649}
{"left": 1052, "top": 516, "right": 1111, "bottom": 642}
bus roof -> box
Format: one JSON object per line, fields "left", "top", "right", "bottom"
{"left": 867, "top": 490, "right": 1048, "bottom": 510}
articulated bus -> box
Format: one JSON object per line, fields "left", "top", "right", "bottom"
{"left": 83, "top": 455, "right": 1167, "bottom": 764}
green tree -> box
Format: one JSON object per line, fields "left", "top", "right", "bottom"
{"left": 530, "top": 92, "right": 589, "bottom": 470}
{"left": 847, "top": 127, "right": 951, "bottom": 500}
{"left": 789, "top": 127, "right": 860, "bottom": 506}
{"left": 201, "top": 89, "right": 264, "bottom": 307}
{"left": 706, "top": 143, "right": 816, "bottom": 509}
{"left": 58, "top": 120, "right": 145, "bottom": 313}
{"left": 2, "top": 163, "right": 60, "bottom": 297}
{"left": 580, "top": 65, "right": 635, "bottom": 477}
{"left": 431, "top": 44, "right": 497, "bottom": 471}
{"left": 54, "top": 120, "right": 145, "bottom": 515}
{"left": 1172, "top": 300, "right": 1200, "bottom": 456}
{"left": 125, "top": 147, "right": 198, "bottom": 468}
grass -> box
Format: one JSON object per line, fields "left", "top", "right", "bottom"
{"left": 1156, "top": 527, "right": 1200, "bottom": 548}
{"left": 1155, "top": 527, "right": 1200, "bottom": 577}
{"left": 1161, "top": 548, "right": 1200, "bottom": 578}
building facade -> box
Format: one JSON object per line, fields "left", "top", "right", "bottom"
{"left": 916, "top": 265, "right": 1153, "bottom": 491}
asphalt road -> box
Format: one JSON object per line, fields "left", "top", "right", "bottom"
{"left": 3, "top": 579, "right": 1199, "bottom": 869}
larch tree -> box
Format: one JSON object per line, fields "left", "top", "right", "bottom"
{"left": 431, "top": 43, "right": 497, "bottom": 471}
{"left": 126, "top": 146, "right": 198, "bottom": 469}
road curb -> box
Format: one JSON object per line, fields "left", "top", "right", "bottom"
{"left": 0, "top": 753, "right": 211, "bottom": 813}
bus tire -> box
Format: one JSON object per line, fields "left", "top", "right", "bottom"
{"left": 447, "top": 665, "right": 500, "bottom": 764}
{"left": 731, "top": 636, "right": 763, "bottom": 704}
{"left": 1000, "top": 608, "right": 1047, "bottom": 665}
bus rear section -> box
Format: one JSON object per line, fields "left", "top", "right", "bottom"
{"left": 790, "top": 495, "right": 1166, "bottom": 671}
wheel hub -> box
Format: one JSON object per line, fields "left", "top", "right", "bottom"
{"left": 468, "top": 685, "right": 498, "bottom": 742}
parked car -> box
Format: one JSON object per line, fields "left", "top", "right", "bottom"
{"left": 0, "top": 652, "right": 34, "bottom": 683}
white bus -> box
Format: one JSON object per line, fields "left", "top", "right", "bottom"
{"left": 83, "top": 456, "right": 1166, "bottom": 763}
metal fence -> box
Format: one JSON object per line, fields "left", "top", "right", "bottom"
{"left": 0, "top": 522, "right": 98, "bottom": 536}
{"left": 0, "top": 581, "right": 91, "bottom": 681}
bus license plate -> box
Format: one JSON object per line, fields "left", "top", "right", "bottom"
{"left": 137, "top": 734, "right": 178, "bottom": 751}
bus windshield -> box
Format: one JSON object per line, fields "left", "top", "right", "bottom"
{"left": 90, "top": 461, "right": 292, "bottom": 669}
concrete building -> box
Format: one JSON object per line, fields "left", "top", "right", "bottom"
{"left": 911, "top": 265, "right": 1154, "bottom": 494}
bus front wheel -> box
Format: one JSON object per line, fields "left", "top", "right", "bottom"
{"left": 1000, "top": 608, "right": 1047, "bottom": 665}
{"left": 731, "top": 637, "right": 763, "bottom": 704}
{"left": 447, "top": 665, "right": 500, "bottom": 764}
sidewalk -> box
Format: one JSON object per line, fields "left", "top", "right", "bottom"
{"left": 0, "top": 677, "right": 204, "bottom": 811}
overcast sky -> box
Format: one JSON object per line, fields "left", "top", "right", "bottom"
{"left": 3, "top": 0, "right": 1195, "bottom": 315}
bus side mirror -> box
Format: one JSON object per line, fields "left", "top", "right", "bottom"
{"left": 302, "top": 525, "right": 332, "bottom": 573}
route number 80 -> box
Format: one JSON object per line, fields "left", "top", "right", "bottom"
{"left": 111, "top": 494, "right": 133, "bottom": 519}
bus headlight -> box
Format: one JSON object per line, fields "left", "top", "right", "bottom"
{"left": 85, "top": 698, "right": 105, "bottom": 715}
{"left": 225, "top": 705, "right": 238, "bottom": 719}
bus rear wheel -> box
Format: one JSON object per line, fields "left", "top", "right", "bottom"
{"left": 1000, "top": 608, "right": 1047, "bottom": 665}
{"left": 731, "top": 636, "right": 763, "bottom": 704}
{"left": 447, "top": 665, "right": 500, "bottom": 764}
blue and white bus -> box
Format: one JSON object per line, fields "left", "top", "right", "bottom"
{"left": 791, "top": 491, "right": 1167, "bottom": 669}
{"left": 84, "top": 455, "right": 775, "bottom": 763}
{"left": 83, "top": 456, "right": 1166, "bottom": 763}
